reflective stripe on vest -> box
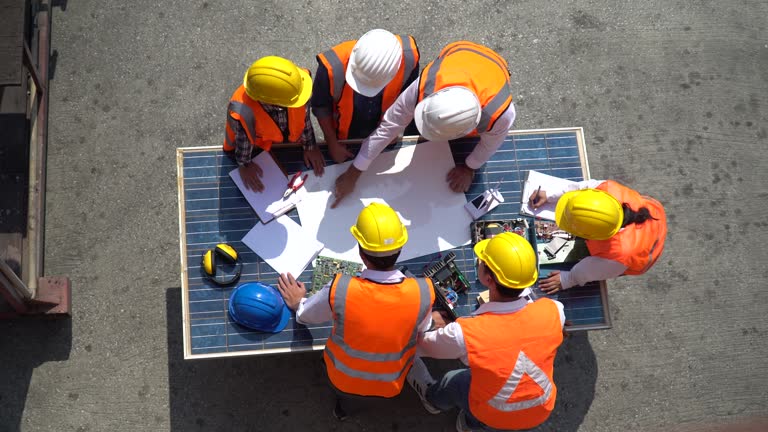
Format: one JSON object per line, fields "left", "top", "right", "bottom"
{"left": 229, "top": 101, "right": 258, "bottom": 144}
{"left": 420, "top": 42, "right": 512, "bottom": 133}
{"left": 329, "top": 275, "right": 432, "bottom": 362}
{"left": 401, "top": 36, "right": 417, "bottom": 89}
{"left": 488, "top": 351, "right": 553, "bottom": 412}
{"left": 324, "top": 349, "right": 415, "bottom": 382}
{"left": 460, "top": 299, "right": 562, "bottom": 430}
{"left": 224, "top": 127, "right": 235, "bottom": 150}
{"left": 320, "top": 48, "right": 346, "bottom": 104}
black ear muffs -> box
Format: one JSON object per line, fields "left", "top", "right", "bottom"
{"left": 201, "top": 243, "right": 242, "bottom": 286}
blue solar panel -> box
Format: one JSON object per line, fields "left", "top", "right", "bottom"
{"left": 177, "top": 128, "right": 610, "bottom": 358}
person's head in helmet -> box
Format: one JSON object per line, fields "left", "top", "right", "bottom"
{"left": 474, "top": 232, "right": 538, "bottom": 300}
{"left": 349, "top": 202, "right": 408, "bottom": 270}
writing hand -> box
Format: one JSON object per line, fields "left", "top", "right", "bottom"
{"left": 529, "top": 189, "right": 548, "bottom": 209}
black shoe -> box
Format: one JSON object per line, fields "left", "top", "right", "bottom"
{"left": 333, "top": 399, "right": 348, "bottom": 421}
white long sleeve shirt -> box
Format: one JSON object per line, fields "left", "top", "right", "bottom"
{"left": 544, "top": 179, "right": 628, "bottom": 289}
{"left": 417, "top": 296, "right": 565, "bottom": 364}
{"left": 352, "top": 80, "right": 517, "bottom": 172}
{"left": 295, "top": 268, "right": 432, "bottom": 334}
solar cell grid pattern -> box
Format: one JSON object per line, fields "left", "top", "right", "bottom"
{"left": 180, "top": 129, "right": 608, "bottom": 358}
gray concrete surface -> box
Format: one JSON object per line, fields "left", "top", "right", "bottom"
{"left": 1, "top": 0, "right": 767, "bottom": 430}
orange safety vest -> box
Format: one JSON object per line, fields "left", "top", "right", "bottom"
{"left": 459, "top": 299, "right": 563, "bottom": 430}
{"left": 316, "top": 35, "right": 420, "bottom": 139}
{"left": 418, "top": 41, "right": 512, "bottom": 135}
{"left": 223, "top": 83, "right": 307, "bottom": 152}
{"left": 323, "top": 274, "right": 435, "bottom": 397}
{"left": 587, "top": 181, "right": 668, "bottom": 275}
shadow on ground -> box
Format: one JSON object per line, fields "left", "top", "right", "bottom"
{"left": 0, "top": 318, "right": 72, "bottom": 432}
{"left": 166, "top": 288, "right": 596, "bottom": 431}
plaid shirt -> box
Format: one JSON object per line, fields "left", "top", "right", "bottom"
{"left": 228, "top": 102, "right": 317, "bottom": 166}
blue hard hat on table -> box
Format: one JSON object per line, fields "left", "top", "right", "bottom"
{"left": 228, "top": 282, "right": 291, "bottom": 333}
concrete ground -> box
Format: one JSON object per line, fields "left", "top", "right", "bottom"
{"left": 2, "top": 0, "right": 767, "bottom": 431}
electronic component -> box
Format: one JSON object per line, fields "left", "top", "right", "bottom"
{"left": 544, "top": 236, "right": 568, "bottom": 259}
{"left": 422, "top": 251, "right": 470, "bottom": 293}
{"left": 533, "top": 220, "right": 580, "bottom": 264}
{"left": 464, "top": 188, "right": 504, "bottom": 219}
{"left": 470, "top": 219, "right": 529, "bottom": 244}
{"left": 310, "top": 256, "right": 364, "bottom": 294}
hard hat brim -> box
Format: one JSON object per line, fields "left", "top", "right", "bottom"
{"left": 413, "top": 99, "right": 434, "bottom": 140}
{"left": 282, "top": 67, "right": 313, "bottom": 108}
{"left": 271, "top": 303, "right": 291, "bottom": 333}
{"left": 473, "top": 238, "right": 490, "bottom": 260}
{"left": 413, "top": 87, "right": 481, "bottom": 142}
{"left": 346, "top": 65, "right": 386, "bottom": 98}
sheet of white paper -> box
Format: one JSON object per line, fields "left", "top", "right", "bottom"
{"left": 520, "top": 170, "right": 579, "bottom": 220}
{"left": 228, "top": 152, "right": 306, "bottom": 223}
{"left": 241, "top": 215, "right": 324, "bottom": 278}
{"left": 296, "top": 140, "right": 472, "bottom": 264}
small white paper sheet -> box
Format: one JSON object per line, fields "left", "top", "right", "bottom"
{"left": 520, "top": 170, "right": 579, "bottom": 221}
{"left": 229, "top": 151, "right": 306, "bottom": 223}
{"left": 296, "top": 140, "right": 472, "bottom": 264}
{"left": 241, "top": 215, "right": 324, "bottom": 278}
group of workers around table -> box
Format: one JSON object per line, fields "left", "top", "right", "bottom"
{"left": 225, "top": 29, "right": 668, "bottom": 432}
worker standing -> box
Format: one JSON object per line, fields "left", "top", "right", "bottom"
{"left": 276, "top": 203, "right": 435, "bottom": 419}
{"left": 331, "top": 41, "right": 515, "bottom": 208}
{"left": 409, "top": 233, "right": 565, "bottom": 431}
{"left": 224, "top": 56, "right": 325, "bottom": 192}
{"left": 528, "top": 179, "right": 667, "bottom": 293}
{"left": 312, "top": 29, "right": 420, "bottom": 163}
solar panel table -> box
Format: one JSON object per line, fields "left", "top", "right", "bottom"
{"left": 176, "top": 127, "right": 610, "bottom": 359}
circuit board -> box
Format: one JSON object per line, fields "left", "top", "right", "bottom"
{"left": 470, "top": 218, "right": 529, "bottom": 244}
{"left": 423, "top": 251, "right": 470, "bottom": 293}
{"left": 534, "top": 220, "right": 564, "bottom": 240}
{"left": 310, "top": 256, "right": 364, "bottom": 294}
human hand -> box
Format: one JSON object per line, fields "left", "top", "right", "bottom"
{"left": 431, "top": 310, "right": 449, "bottom": 329}
{"left": 331, "top": 166, "right": 361, "bottom": 208}
{"left": 446, "top": 165, "right": 475, "bottom": 193}
{"left": 239, "top": 162, "right": 264, "bottom": 192}
{"left": 328, "top": 141, "right": 354, "bottom": 164}
{"left": 276, "top": 272, "right": 306, "bottom": 311}
{"left": 303, "top": 147, "right": 325, "bottom": 176}
{"left": 529, "top": 189, "right": 548, "bottom": 209}
{"left": 539, "top": 271, "right": 562, "bottom": 294}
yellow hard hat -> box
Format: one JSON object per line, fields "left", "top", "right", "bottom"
{"left": 243, "top": 56, "right": 312, "bottom": 108}
{"left": 474, "top": 232, "right": 538, "bottom": 289}
{"left": 350, "top": 203, "right": 408, "bottom": 256}
{"left": 555, "top": 189, "right": 623, "bottom": 240}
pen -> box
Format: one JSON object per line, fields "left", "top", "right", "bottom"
{"left": 531, "top": 185, "right": 542, "bottom": 207}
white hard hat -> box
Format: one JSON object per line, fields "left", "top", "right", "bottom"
{"left": 414, "top": 86, "right": 482, "bottom": 141}
{"left": 346, "top": 29, "right": 403, "bottom": 97}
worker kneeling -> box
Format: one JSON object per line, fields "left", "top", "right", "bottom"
{"left": 277, "top": 203, "right": 435, "bottom": 418}
{"left": 410, "top": 233, "right": 564, "bottom": 431}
